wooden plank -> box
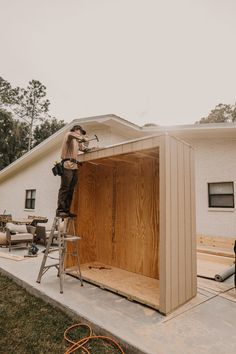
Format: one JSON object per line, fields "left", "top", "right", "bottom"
{"left": 197, "top": 246, "right": 234, "bottom": 258}
{"left": 197, "top": 235, "right": 235, "bottom": 250}
{"left": 0, "top": 251, "right": 25, "bottom": 261}
{"left": 190, "top": 147, "right": 197, "bottom": 296}
{"left": 159, "top": 134, "right": 172, "bottom": 314}
{"left": 75, "top": 261, "right": 160, "bottom": 309}
{"left": 170, "top": 137, "right": 179, "bottom": 310}
{"left": 177, "top": 141, "right": 186, "bottom": 305}
{"left": 184, "top": 145, "right": 192, "bottom": 300}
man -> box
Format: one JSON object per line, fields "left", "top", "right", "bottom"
{"left": 56, "top": 125, "right": 88, "bottom": 218}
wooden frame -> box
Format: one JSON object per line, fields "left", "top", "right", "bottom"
{"left": 67, "top": 134, "right": 196, "bottom": 314}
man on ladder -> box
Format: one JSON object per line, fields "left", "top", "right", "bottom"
{"left": 56, "top": 124, "right": 88, "bottom": 218}
{"left": 37, "top": 124, "right": 91, "bottom": 293}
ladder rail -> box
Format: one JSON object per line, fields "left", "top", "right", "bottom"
{"left": 36, "top": 215, "right": 83, "bottom": 293}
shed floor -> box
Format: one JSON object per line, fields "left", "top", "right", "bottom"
{"left": 0, "top": 246, "right": 236, "bottom": 354}
{"left": 70, "top": 261, "right": 160, "bottom": 309}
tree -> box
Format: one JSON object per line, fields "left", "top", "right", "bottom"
{"left": 0, "top": 109, "right": 28, "bottom": 170}
{"left": 0, "top": 76, "right": 19, "bottom": 107}
{"left": 196, "top": 103, "right": 236, "bottom": 124}
{"left": 0, "top": 77, "right": 65, "bottom": 169}
{"left": 13, "top": 80, "right": 50, "bottom": 150}
{"left": 33, "top": 118, "right": 66, "bottom": 147}
{"left": 0, "top": 78, "right": 51, "bottom": 150}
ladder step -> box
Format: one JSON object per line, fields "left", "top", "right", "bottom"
{"left": 64, "top": 236, "right": 81, "bottom": 241}
{"left": 44, "top": 263, "right": 59, "bottom": 269}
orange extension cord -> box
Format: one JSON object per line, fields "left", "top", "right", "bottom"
{"left": 64, "top": 323, "right": 125, "bottom": 354}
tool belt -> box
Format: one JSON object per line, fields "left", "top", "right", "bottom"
{"left": 61, "top": 158, "right": 81, "bottom": 165}
{"left": 52, "top": 158, "right": 82, "bottom": 176}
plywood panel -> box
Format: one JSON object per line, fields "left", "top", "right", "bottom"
{"left": 113, "top": 157, "right": 159, "bottom": 278}
{"left": 77, "top": 261, "right": 160, "bottom": 309}
{"left": 74, "top": 164, "right": 97, "bottom": 265}
{"left": 73, "top": 149, "right": 159, "bottom": 279}
{"left": 95, "top": 164, "right": 114, "bottom": 266}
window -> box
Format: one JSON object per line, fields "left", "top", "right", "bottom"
{"left": 208, "top": 182, "right": 234, "bottom": 208}
{"left": 25, "top": 189, "right": 36, "bottom": 209}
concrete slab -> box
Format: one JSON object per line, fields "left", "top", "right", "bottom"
{"left": 0, "top": 246, "right": 236, "bottom": 354}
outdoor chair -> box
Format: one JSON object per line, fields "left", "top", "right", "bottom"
{"left": 28, "top": 215, "right": 48, "bottom": 227}
{"left": 35, "top": 225, "right": 59, "bottom": 246}
{"left": 0, "top": 214, "right": 12, "bottom": 232}
{"left": 5, "top": 222, "right": 36, "bottom": 252}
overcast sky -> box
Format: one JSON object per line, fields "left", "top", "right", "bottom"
{"left": 0, "top": 0, "right": 236, "bottom": 126}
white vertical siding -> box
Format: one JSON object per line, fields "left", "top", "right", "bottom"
{"left": 160, "top": 135, "right": 196, "bottom": 314}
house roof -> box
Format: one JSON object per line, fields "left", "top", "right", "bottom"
{"left": 1, "top": 114, "right": 236, "bottom": 182}
{"left": 143, "top": 122, "right": 236, "bottom": 140}
{"left": 0, "top": 114, "right": 144, "bottom": 182}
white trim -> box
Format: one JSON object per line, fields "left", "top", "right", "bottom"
{"left": 208, "top": 208, "right": 235, "bottom": 212}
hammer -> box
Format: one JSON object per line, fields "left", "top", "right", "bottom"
{"left": 88, "top": 134, "right": 99, "bottom": 142}
{"left": 80, "top": 135, "right": 99, "bottom": 143}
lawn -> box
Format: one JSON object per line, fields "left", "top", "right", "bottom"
{"left": 0, "top": 273, "right": 124, "bottom": 354}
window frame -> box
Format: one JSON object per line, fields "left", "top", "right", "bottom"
{"left": 208, "top": 182, "right": 234, "bottom": 209}
{"left": 25, "top": 189, "right": 36, "bottom": 210}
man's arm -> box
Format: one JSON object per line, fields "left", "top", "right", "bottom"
{"left": 67, "top": 131, "right": 88, "bottom": 143}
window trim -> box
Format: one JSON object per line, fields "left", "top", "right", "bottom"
{"left": 25, "top": 189, "right": 36, "bottom": 210}
{"left": 208, "top": 182, "right": 234, "bottom": 209}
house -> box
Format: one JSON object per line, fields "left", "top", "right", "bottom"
{"left": 0, "top": 114, "right": 236, "bottom": 240}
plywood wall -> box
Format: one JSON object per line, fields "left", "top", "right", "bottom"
{"left": 71, "top": 150, "right": 160, "bottom": 279}
{"left": 159, "top": 135, "right": 197, "bottom": 314}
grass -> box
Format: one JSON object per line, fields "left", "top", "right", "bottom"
{"left": 0, "top": 273, "right": 123, "bottom": 354}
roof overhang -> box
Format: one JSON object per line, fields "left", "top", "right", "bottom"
{"left": 0, "top": 114, "right": 144, "bottom": 182}
{"left": 143, "top": 122, "right": 236, "bottom": 140}
{"left": 1, "top": 116, "right": 236, "bottom": 183}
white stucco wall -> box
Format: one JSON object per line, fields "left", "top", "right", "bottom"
{"left": 193, "top": 138, "right": 236, "bottom": 238}
{"left": 2, "top": 123, "right": 236, "bottom": 239}
{"left": 0, "top": 126, "right": 130, "bottom": 228}
{"left": 0, "top": 145, "right": 61, "bottom": 228}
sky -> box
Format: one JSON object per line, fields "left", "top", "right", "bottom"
{"left": 0, "top": 0, "right": 236, "bottom": 127}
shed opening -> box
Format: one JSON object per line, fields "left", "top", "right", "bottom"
{"left": 67, "top": 147, "right": 160, "bottom": 309}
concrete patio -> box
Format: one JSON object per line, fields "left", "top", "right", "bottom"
{"left": 0, "top": 246, "right": 236, "bottom": 354}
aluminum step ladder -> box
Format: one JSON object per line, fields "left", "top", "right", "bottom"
{"left": 36, "top": 215, "right": 83, "bottom": 293}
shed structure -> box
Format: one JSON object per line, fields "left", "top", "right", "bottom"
{"left": 67, "top": 134, "right": 197, "bottom": 314}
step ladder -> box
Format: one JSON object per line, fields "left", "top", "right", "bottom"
{"left": 36, "top": 215, "right": 83, "bottom": 293}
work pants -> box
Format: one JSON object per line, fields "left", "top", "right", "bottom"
{"left": 57, "top": 168, "right": 78, "bottom": 213}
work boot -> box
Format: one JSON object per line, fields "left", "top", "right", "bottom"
{"left": 56, "top": 211, "right": 70, "bottom": 218}
{"left": 68, "top": 212, "right": 77, "bottom": 217}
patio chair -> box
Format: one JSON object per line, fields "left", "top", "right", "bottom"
{"left": 0, "top": 214, "right": 12, "bottom": 232}
{"left": 5, "top": 222, "right": 36, "bottom": 252}
{"left": 28, "top": 215, "right": 48, "bottom": 227}
{"left": 35, "top": 225, "right": 58, "bottom": 246}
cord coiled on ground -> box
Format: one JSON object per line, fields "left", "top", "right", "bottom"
{"left": 64, "top": 323, "right": 125, "bottom": 354}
